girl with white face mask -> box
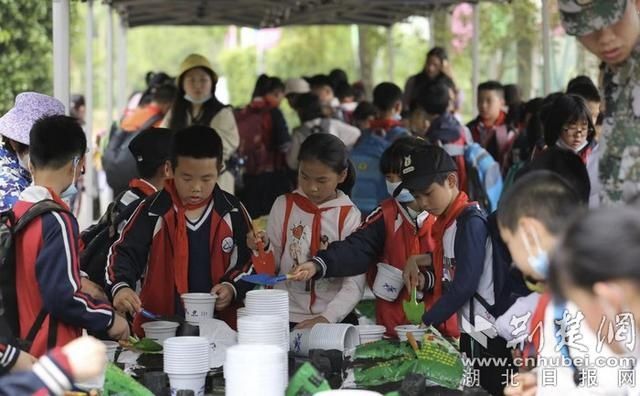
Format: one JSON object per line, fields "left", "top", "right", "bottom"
{"left": 162, "top": 54, "right": 239, "bottom": 194}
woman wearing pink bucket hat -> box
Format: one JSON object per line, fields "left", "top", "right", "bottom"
{"left": 162, "top": 53, "right": 239, "bottom": 193}
{"left": 0, "top": 92, "right": 65, "bottom": 213}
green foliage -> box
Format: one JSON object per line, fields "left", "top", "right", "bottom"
{"left": 218, "top": 47, "right": 257, "bottom": 106}
{"left": 0, "top": 0, "right": 53, "bottom": 113}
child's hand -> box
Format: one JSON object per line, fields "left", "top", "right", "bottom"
{"left": 113, "top": 287, "right": 142, "bottom": 316}
{"left": 289, "top": 261, "right": 317, "bottom": 281}
{"left": 246, "top": 231, "right": 269, "bottom": 251}
{"left": 294, "top": 316, "right": 329, "bottom": 329}
{"left": 107, "top": 313, "right": 131, "bottom": 341}
{"left": 61, "top": 336, "right": 107, "bottom": 383}
{"left": 211, "top": 283, "right": 234, "bottom": 310}
{"left": 403, "top": 255, "right": 432, "bottom": 291}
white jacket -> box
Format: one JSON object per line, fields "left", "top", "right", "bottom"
{"left": 267, "top": 189, "right": 365, "bottom": 323}
{"left": 536, "top": 300, "right": 639, "bottom": 395}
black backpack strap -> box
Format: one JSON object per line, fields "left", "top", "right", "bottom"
{"left": 137, "top": 112, "right": 163, "bottom": 133}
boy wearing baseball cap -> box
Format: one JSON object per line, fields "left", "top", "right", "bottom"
{"left": 399, "top": 145, "right": 511, "bottom": 396}
{"left": 558, "top": 0, "right": 640, "bottom": 204}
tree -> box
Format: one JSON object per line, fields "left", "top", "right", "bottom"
{"left": 0, "top": 0, "right": 53, "bottom": 113}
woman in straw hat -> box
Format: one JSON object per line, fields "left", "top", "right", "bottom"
{"left": 163, "top": 54, "right": 239, "bottom": 193}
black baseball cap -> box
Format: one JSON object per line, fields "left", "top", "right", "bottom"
{"left": 129, "top": 127, "right": 174, "bottom": 165}
{"left": 399, "top": 145, "right": 457, "bottom": 192}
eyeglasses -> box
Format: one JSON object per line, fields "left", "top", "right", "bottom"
{"left": 562, "top": 123, "right": 589, "bottom": 136}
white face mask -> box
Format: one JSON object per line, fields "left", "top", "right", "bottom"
{"left": 556, "top": 138, "right": 589, "bottom": 153}
{"left": 385, "top": 180, "right": 415, "bottom": 203}
{"left": 60, "top": 157, "right": 80, "bottom": 202}
{"left": 17, "top": 153, "right": 30, "bottom": 172}
{"left": 520, "top": 226, "right": 549, "bottom": 279}
{"left": 184, "top": 93, "right": 212, "bottom": 105}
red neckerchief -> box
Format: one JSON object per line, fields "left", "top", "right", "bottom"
{"left": 430, "top": 191, "right": 470, "bottom": 299}
{"left": 577, "top": 144, "right": 592, "bottom": 165}
{"left": 44, "top": 188, "right": 71, "bottom": 211}
{"left": 525, "top": 292, "right": 551, "bottom": 360}
{"left": 128, "top": 178, "right": 157, "bottom": 197}
{"left": 480, "top": 111, "right": 506, "bottom": 129}
{"left": 369, "top": 118, "right": 403, "bottom": 132}
{"left": 290, "top": 192, "right": 349, "bottom": 311}
{"left": 163, "top": 179, "right": 212, "bottom": 295}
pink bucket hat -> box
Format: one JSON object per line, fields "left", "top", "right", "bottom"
{"left": 0, "top": 92, "right": 65, "bottom": 145}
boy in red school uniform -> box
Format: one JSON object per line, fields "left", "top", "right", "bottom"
{"left": 13, "top": 116, "right": 129, "bottom": 357}
{"left": 106, "top": 125, "right": 254, "bottom": 333}
{"left": 368, "top": 82, "right": 410, "bottom": 142}
{"left": 467, "top": 81, "right": 518, "bottom": 171}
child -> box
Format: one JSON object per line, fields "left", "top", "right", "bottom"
{"left": 250, "top": 133, "right": 365, "bottom": 329}
{"left": 417, "top": 81, "right": 469, "bottom": 193}
{"left": 120, "top": 84, "right": 176, "bottom": 132}
{"left": 0, "top": 92, "right": 65, "bottom": 213}
{"left": 369, "top": 82, "right": 410, "bottom": 142}
{"left": 0, "top": 337, "right": 110, "bottom": 394}
{"left": 519, "top": 207, "right": 640, "bottom": 395}
{"left": 566, "top": 76, "right": 602, "bottom": 130}
{"left": 287, "top": 137, "right": 456, "bottom": 337}
{"left": 13, "top": 115, "right": 129, "bottom": 357}
{"left": 106, "top": 125, "right": 254, "bottom": 333}
{"left": 286, "top": 93, "right": 360, "bottom": 170}
{"left": 540, "top": 94, "right": 599, "bottom": 207}
{"left": 236, "top": 74, "right": 292, "bottom": 218}
{"left": 467, "top": 81, "right": 518, "bottom": 171}
{"left": 399, "top": 145, "right": 509, "bottom": 396}
{"left": 495, "top": 171, "right": 586, "bottom": 359}
{"left": 284, "top": 77, "right": 311, "bottom": 111}
{"left": 558, "top": 0, "right": 640, "bottom": 203}
{"left": 80, "top": 127, "right": 173, "bottom": 289}
{"left": 352, "top": 101, "right": 378, "bottom": 132}
{"left": 309, "top": 74, "right": 344, "bottom": 121}
{"left": 537, "top": 207, "right": 640, "bottom": 395}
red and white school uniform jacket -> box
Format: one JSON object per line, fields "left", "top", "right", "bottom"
{"left": 13, "top": 186, "right": 114, "bottom": 357}
{"left": 106, "top": 185, "right": 254, "bottom": 334}
{"left": 266, "top": 190, "right": 365, "bottom": 324}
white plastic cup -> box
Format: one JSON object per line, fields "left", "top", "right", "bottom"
{"left": 356, "top": 325, "right": 386, "bottom": 344}
{"left": 309, "top": 324, "right": 360, "bottom": 352}
{"left": 394, "top": 325, "right": 427, "bottom": 342}
{"left": 101, "top": 340, "right": 119, "bottom": 362}
{"left": 141, "top": 321, "right": 179, "bottom": 343}
{"left": 290, "top": 328, "right": 311, "bottom": 357}
{"left": 168, "top": 372, "right": 207, "bottom": 396}
{"left": 181, "top": 293, "right": 217, "bottom": 324}
{"left": 372, "top": 263, "right": 404, "bottom": 302}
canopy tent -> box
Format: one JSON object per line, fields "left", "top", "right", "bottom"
{"left": 55, "top": 0, "right": 552, "bottom": 227}
{"left": 104, "top": 0, "right": 501, "bottom": 28}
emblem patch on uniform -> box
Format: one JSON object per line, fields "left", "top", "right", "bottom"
{"left": 221, "top": 237, "right": 234, "bottom": 253}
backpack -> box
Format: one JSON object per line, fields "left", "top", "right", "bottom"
{"left": 0, "top": 200, "right": 70, "bottom": 351}
{"left": 234, "top": 106, "right": 277, "bottom": 176}
{"left": 458, "top": 207, "right": 528, "bottom": 319}
{"left": 79, "top": 191, "right": 144, "bottom": 289}
{"left": 349, "top": 133, "right": 391, "bottom": 217}
{"left": 102, "top": 113, "right": 163, "bottom": 195}
{"left": 464, "top": 143, "right": 503, "bottom": 213}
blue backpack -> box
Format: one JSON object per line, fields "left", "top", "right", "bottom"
{"left": 464, "top": 143, "right": 503, "bottom": 213}
{"left": 349, "top": 133, "right": 391, "bottom": 217}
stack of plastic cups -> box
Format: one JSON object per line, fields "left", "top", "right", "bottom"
{"left": 163, "top": 337, "right": 210, "bottom": 396}
{"left": 244, "top": 289, "right": 290, "bottom": 351}
{"left": 237, "top": 315, "right": 288, "bottom": 385}
{"left": 224, "top": 344, "right": 287, "bottom": 396}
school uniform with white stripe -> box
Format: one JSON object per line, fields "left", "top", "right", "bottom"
{"left": 13, "top": 186, "right": 114, "bottom": 357}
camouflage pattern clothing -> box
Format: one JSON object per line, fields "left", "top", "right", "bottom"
{"left": 558, "top": 0, "right": 639, "bottom": 204}
{"left": 600, "top": 44, "right": 640, "bottom": 204}
{"left": 558, "top": 0, "right": 626, "bottom": 36}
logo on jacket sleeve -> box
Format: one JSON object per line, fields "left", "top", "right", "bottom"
{"left": 221, "top": 237, "right": 234, "bottom": 253}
